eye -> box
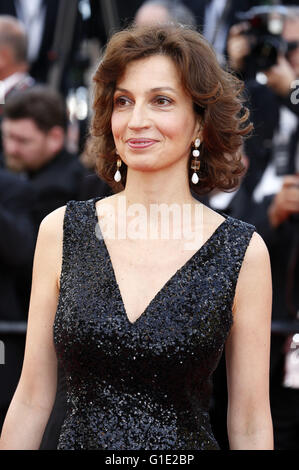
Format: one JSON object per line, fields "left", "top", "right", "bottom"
{"left": 114, "top": 96, "right": 132, "bottom": 107}
{"left": 153, "top": 96, "right": 173, "bottom": 106}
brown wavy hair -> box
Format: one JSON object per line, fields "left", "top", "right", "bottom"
{"left": 88, "top": 23, "right": 252, "bottom": 195}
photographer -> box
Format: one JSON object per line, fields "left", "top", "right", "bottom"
{"left": 227, "top": 6, "right": 299, "bottom": 450}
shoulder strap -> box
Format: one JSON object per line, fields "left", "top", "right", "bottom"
{"left": 62, "top": 198, "right": 91, "bottom": 244}
{"left": 59, "top": 199, "right": 94, "bottom": 284}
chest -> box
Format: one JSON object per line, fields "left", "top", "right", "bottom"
{"left": 55, "top": 219, "right": 235, "bottom": 371}
{"left": 101, "top": 237, "right": 205, "bottom": 323}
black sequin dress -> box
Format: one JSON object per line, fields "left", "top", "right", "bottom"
{"left": 53, "top": 196, "right": 256, "bottom": 450}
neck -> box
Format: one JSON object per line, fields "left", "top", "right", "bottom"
{"left": 121, "top": 159, "right": 197, "bottom": 209}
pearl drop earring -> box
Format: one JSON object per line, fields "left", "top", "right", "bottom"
{"left": 114, "top": 155, "right": 122, "bottom": 182}
{"left": 191, "top": 138, "right": 201, "bottom": 184}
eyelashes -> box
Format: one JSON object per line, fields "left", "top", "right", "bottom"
{"left": 114, "top": 96, "right": 131, "bottom": 107}
{"left": 113, "top": 95, "right": 174, "bottom": 108}
{"left": 154, "top": 96, "right": 173, "bottom": 106}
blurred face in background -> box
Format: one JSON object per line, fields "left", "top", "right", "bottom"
{"left": 2, "top": 118, "right": 64, "bottom": 172}
{"left": 134, "top": 4, "right": 170, "bottom": 26}
{"left": 284, "top": 17, "right": 299, "bottom": 77}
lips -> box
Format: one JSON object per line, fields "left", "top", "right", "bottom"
{"left": 126, "top": 138, "right": 158, "bottom": 149}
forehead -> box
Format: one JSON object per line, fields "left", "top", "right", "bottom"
{"left": 2, "top": 118, "right": 43, "bottom": 136}
{"left": 116, "top": 54, "right": 182, "bottom": 89}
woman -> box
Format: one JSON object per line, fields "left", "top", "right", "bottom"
{"left": 0, "top": 24, "right": 273, "bottom": 450}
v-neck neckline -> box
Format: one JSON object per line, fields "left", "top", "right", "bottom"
{"left": 92, "top": 196, "right": 230, "bottom": 325}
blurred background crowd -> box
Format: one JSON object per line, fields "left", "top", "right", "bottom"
{"left": 0, "top": 0, "right": 298, "bottom": 450}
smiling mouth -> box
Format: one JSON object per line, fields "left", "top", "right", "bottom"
{"left": 126, "top": 139, "right": 158, "bottom": 149}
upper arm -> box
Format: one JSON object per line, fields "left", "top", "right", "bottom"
{"left": 13, "top": 204, "right": 66, "bottom": 410}
{"left": 225, "top": 231, "right": 273, "bottom": 430}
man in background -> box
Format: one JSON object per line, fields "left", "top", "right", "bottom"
{"left": 0, "top": 15, "right": 34, "bottom": 102}
{"left": 134, "top": 0, "right": 196, "bottom": 27}
{"left": 0, "top": 15, "right": 34, "bottom": 152}
{"left": 0, "top": 1, "right": 84, "bottom": 90}
{"left": 1, "top": 85, "right": 86, "bottom": 230}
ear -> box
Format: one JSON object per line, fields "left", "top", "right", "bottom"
{"left": 46, "top": 126, "right": 65, "bottom": 155}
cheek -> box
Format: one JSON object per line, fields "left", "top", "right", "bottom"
{"left": 159, "top": 113, "right": 196, "bottom": 144}
{"left": 43, "top": 134, "right": 55, "bottom": 152}
{"left": 111, "top": 112, "right": 125, "bottom": 141}
{"left": 21, "top": 145, "right": 36, "bottom": 161}
{"left": 29, "top": 137, "right": 47, "bottom": 159}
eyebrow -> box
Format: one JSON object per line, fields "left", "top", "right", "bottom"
{"left": 114, "top": 86, "right": 177, "bottom": 94}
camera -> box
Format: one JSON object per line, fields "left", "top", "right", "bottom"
{"left": 236, "top": 5, "right": 292, "bottom": 72}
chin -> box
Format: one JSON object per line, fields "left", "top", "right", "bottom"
{"left": 6, "top": 157, "right": 25, "bottom": 172}
{"left": 128, "top": 163, "right": 157, "bottom": 173}
{"left": 125, "top": 155, "right": 157, "bottom": 170}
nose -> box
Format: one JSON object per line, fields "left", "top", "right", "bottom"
{"left": 127, "top": 101, "right": 151, "bottom": 130}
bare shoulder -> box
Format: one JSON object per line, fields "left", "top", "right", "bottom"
{"left": 243, "top": 231, "right": 270, "bottom": 267}
{"left": 95, "top": 193, "right": 120, "bottom": 211}
{"left": 233, "top": 231, "right": 272, "bottom": 313}
{"left": 236, "top": 231, "right": 271, "bottom": 283}
{"left": 39, "top": 205, "right": 67, "bottom": 238}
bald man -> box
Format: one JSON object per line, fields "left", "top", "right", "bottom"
{"left": 0, "top": 15, "right": 34, "bottom": 96}
{"left": 0, "top": 15, "right": 34, "bottom": 153}
{"left": 134, "top": 0, "right": 196, "bottom": 27}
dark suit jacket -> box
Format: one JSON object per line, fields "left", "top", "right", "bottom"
{"left": 0, "top": 0, "right": 83, "bottom": 90}
{"left": 0, "top": 169, "right": 37, "bottom": 420}
{"left": 25, "top": 149, "right": 86, "bottom": 230}
{"left": 0, "top": 169, "right": 37, "bottom": 322}
{"left": 243, "top": 81, "right": 280, "bottom": 195}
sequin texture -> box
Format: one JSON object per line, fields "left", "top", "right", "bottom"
{"left": 53, "top": 196, "right": 256, "bottom": 450}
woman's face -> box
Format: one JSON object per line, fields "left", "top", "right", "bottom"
{"left": 111, "top": 54, "right": 200, "bottom": 174}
